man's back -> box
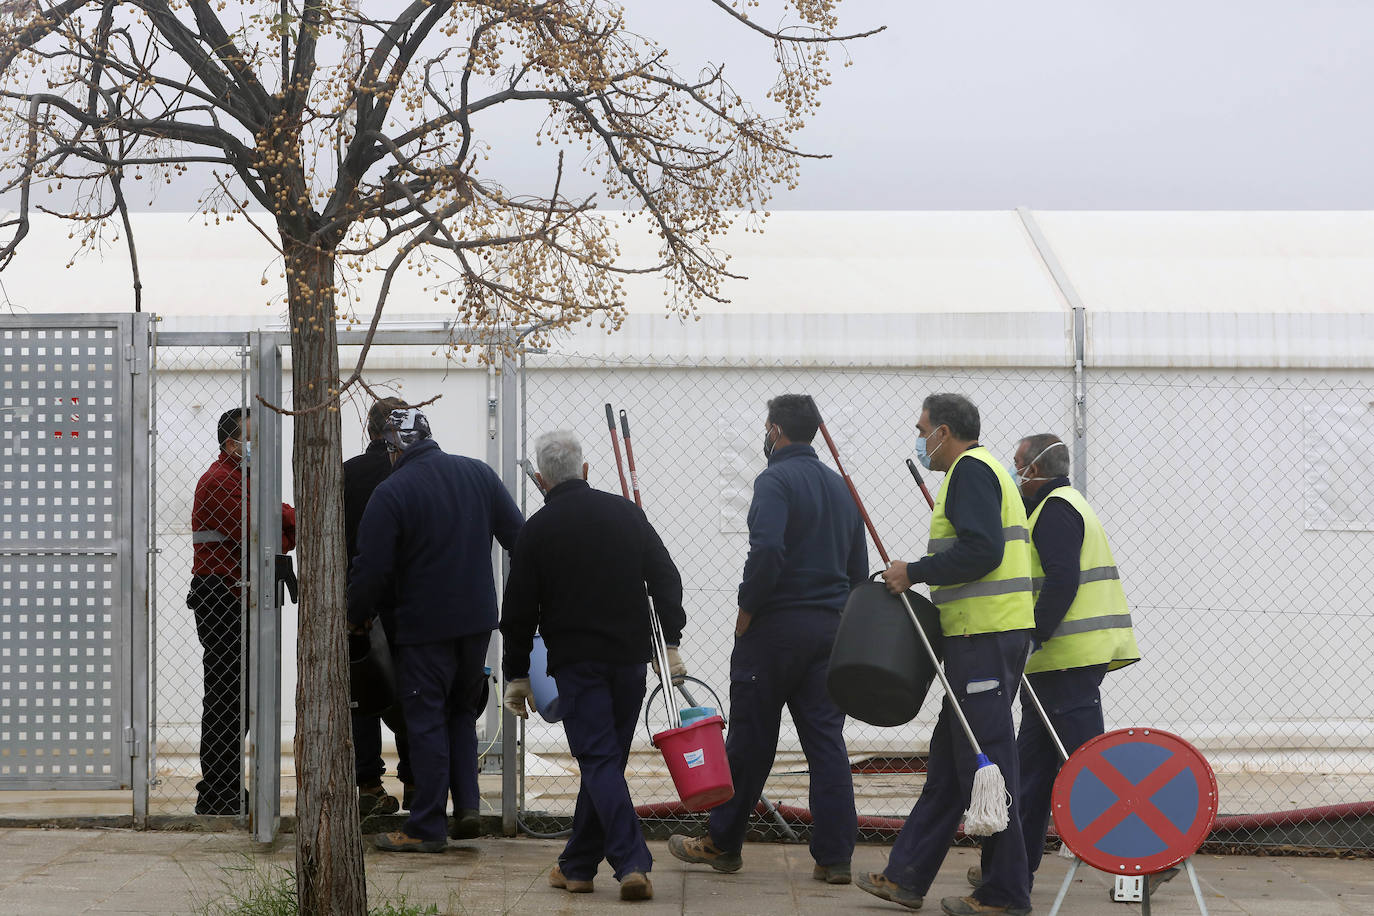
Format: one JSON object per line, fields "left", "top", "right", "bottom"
{"left": 501, "top": 479, "right": 684, "bottom": 676}
{"left": 343, "top": 440, "right": 392, "bottom": 567}
{"left": 737, "top": 444, "right": 868, "bottom": 618}
{"left": 348, "top": 439, "right": 523, "bottom": 644}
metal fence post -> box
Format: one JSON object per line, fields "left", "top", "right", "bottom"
{"left": 130, "top": 313, "right": 152, "bottom": 825}
{"left": 1017, "top": 207, "right": 1090, "bottom": 494}
{"left": 249, "top": 332, "right": 283, "bottom": 842}
{"left": 499, "top": 351, "right": 520, "bottom": 836}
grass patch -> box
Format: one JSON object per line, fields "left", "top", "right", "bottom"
{"left": 196, "top": 859, "right": 441, "bottom": 916}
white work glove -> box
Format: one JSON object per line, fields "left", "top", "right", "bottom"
{"left": 503, "top": 678, "right": 535, "bottom": 718}
{"left": 652, "top": 646, "right": 687, "bottom": 685}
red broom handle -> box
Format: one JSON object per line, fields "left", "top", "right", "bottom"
{"left": 812, "top": 406, "right": 890, "bottom": 566}
{"left": 605, "top": 402, "right": 630, "bottom": 500}
{"left": 619, "top": 409, "right": 643, "bottom": 508}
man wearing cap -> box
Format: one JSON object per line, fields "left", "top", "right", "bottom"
{"left": 863, "top": 393, "right": 1035, "bottom": 916}
{"left": 965, "top": 434, "right": 1150, "bottom": 897}
{"left": 348, "top": 407, "right": 524, "bottom": 852}
{"left": 500, "top": 429, "right": 686, "bottom": 902}
{"left": 188, "top": 407, "right": 296, "bottom": 815}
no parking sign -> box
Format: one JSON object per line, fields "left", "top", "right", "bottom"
{"left": 1052, "top": 728, "right": 1217, "bottom": 876}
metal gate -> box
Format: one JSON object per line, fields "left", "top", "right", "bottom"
{"left": 0, "top": 314, "right": 150, "bottom": 802}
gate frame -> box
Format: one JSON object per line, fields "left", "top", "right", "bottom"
{"left": 155, "top": 322, "right": 519, "bottom": 842}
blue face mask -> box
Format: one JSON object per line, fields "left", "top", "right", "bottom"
{"left": 915, "top": 427, "right": 944, "bottom": 470}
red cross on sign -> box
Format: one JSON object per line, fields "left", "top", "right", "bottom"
{"left": 1052, "top": 728, "right": 1217, "bottom": 876}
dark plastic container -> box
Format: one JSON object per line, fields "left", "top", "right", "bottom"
{"left": 349, "top": 624, "right": 397, "bottom": 717}
{"left": 827, "top": 581, "right": 944, "bottom": 727}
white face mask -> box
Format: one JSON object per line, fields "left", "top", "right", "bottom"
{"left": 240, "top": 440, "right": 252, "bottom": 464}
{"left": 1016, "top": 441, "right": 1066, "bottom": 484}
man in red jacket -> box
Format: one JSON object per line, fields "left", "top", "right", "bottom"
{"left": 188, "top": 407, "right": 296, "bottom": 815}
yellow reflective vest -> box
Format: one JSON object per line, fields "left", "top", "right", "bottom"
{"left": 926, "top": 447, "right": 1035, "bottom": 636}
{"left": 1025, "top": 485, "right": 1141, "bottom": 674}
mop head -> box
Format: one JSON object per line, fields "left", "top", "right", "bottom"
{"left": 962, "top": 753, "right": 1010, "bottom": 836}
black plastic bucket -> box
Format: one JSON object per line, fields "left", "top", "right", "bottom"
{"left": 827, "top": 580, "right": 943, "bottom": 727}
{"left": 349, "top": 624, "right": 397, "bottom": 717}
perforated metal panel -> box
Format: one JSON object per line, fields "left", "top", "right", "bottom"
{"left": 1, "top": 321, "right": 134, "bottom": 789}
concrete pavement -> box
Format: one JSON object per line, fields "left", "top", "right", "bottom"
{"left": 0, "top": 827, "right": 1370, "bottom": 914}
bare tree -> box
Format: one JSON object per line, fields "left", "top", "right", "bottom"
{"left": 0, "top": 0, "right": 877, "bottom": 911}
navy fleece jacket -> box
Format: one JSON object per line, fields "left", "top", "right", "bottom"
{"left": 347, "top": 438, "right": 524, "bottom": 645}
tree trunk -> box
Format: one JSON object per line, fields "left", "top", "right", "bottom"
{"left": 284, "top": 235, "right": 368, "bottom": 915}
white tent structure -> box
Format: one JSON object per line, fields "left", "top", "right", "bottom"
{"left": 5, "top": 210, "right": 1372, "bottom": 823}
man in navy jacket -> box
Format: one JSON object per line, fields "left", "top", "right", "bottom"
{"left": 348, "top": 408, "right": 523, "bottom": 852}
{"left": 670, "top": 394, "right": 867, "bottom": 884}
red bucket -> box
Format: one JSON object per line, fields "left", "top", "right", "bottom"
{"left": 651, "top": 715, "right": 734, "bottom": 812}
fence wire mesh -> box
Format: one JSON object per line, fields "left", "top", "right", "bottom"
{"left": 149, "top": 344, "right": 249, "bottom": 816}
{"left": 517, "top": 352, "right": 1374, "bottom": 851}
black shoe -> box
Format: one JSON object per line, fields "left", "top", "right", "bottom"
{"left": 966, "top": 866, "right": 984, "bottom": 889}
{"left": 401, "top": 783, "right": 415, "bottom": 811}
{"left": 449, "top": 808, "right": 482, "bottom": 840}
{"left": 358, "top": 785, "right": 400, "bottom": 818}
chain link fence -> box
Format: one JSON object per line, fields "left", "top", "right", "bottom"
{"left": 149, "top": 343, "right": 250, "bottom": 816}
{"left": 517, "top": 352, "right": 1374, "bottom": 851}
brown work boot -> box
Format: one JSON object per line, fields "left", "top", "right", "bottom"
{"left": 939, "top": 895, "right": 1030, "bottom": 915}
{"left": 372, "top": 830, "right": 446, "bottom": 853}
{"left": 619, "top": 871, "right": 653, "bottom": 901}
{"left": 813, "top": 861, "right": 852, "bottom": 884}
{"left": 855, "top": 872, "right": 924, "bottom": 909}
{"left": 549, "top": 865, "right": 593, "bottom": 894}
{"left": 667, "top": 834, "right": 742, "bottom": 873}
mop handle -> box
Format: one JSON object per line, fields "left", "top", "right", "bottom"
{"left": 905, "top": 458, "right": 936, "bottom": 510}
{"left": 1020, "top": 662, "right": 1070, "bottom": 763}
{"left": 619, "top": 409, "right": 643, "bottom": 508}
{"left": 904, "top": 457, "right": 1070, "bottom": 762}
{"left": 814, "top": 415, "right": 889, "bottom": 562}
{"left": 808, "top": 399, "right": 986, "bottom": 756}
{"left": 648, "top": 605, "right": 678, "bottom": 730}
{"left": 520, "top": 458, "right": 546, "bottom": 496}
{"left": 606, "top": 402, "right": 630, "bottom": 500}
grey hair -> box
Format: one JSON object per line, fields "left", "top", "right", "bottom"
{"left": 922, "top": 392, "right": 980, "bottom": 441}
{"left": 535, "top": 429, "right": 584, "bottom": 487}
{"left": 1019, "top": 434, "right": 1071, "bottom": 477}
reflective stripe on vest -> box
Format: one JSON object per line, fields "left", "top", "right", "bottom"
{"left": 1024, "top": 486, "right": 1141, "bottom": 674}
{"left": 1030, "top": 564, "right": 1120, "bottom": 591}
{"left": 926, "top": 447, "right": 1035, "bottom": 636}
{"left": 191, "top": 530, "right": 230, "bottom": 544}
{"left": 928, "top": 526, "right": 1028, "bottom": 554}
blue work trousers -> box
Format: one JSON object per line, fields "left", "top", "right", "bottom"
{"left": 884, "top": 629, "right": 1033, "bottom": 911}
{"left": 394, "top": 633, "right": 491, "bottom": 841}
{"left": 982, "top": 663, "right": 1108, "bottom": 884}
{"left": 554, "top": 661, "right": 652, "bottom": 881}
{"left": 708, "top": 607, "right": 858, "bottom": 867}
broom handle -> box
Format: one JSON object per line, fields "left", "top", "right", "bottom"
{"left": 908, "top": 457, "right": 1069, "bottom": 762}
{"left": 814, "top": 415, "right": 889, "bottom": 562}
{"left": 808, "top": 399, "right": 986, "bottom": 757}
{"left": 619, "top": 409, "right": 643, "bottom": 508}
{"left": 606, "top": 402, "right": 630, "bottom": 500}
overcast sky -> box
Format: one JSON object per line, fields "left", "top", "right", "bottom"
{"left": 8, "top": 0, "right": 1374, "bottom": 211}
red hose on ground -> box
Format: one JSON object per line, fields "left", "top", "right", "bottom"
{"left": 631, "top": 799, "right": 1374, "bottom": 839}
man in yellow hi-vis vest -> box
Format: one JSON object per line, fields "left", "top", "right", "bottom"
{"left": 857, "top": 394, "right": 1035, "bottom": 916}
{"left": 964, "top": 435, "right": 1161, "bottom": 898}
